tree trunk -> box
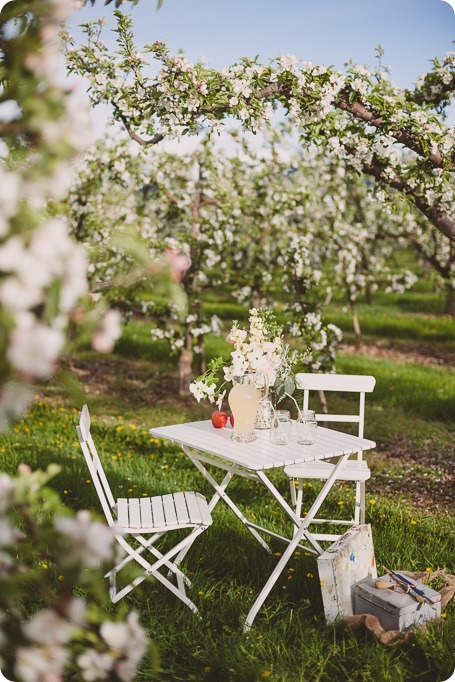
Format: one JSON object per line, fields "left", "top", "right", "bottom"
{"left": 324, "top": 289, "right": 333, "bottom": 306}
{"left": 318, "top": 389, "right": 328, "bottom": 414}
{"left": 444, "top": 288, "right": 455, "bottom": 317}
{"left": 178, "top": 341, "right": 193, "bottom": 396}
{"left": 365, "top": 283, "right": 372, "bottom": 305}
{"left": 251, "top": 289, "right": 262, "bottom": 308}
{"left": 350, "top": 300, "right": 362, "bottom": 347}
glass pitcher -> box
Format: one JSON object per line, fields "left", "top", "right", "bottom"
{"left": 228, "top": 371, "right": 263, "bottom": 443}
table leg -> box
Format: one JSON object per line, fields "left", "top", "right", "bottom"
{"left": 256, "top": 471, "right": 324, "bottom": 555}
{"left": 181, "top": 446, "right": 272, "bottom": 555}
{"left": 244, "top": 455, "right": 350, "bottom": 630}
{"left": 243, "top": 515, "right": 312, "bottom": 631}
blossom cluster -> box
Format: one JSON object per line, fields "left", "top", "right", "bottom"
{"left": 0, "top": 0, "right": 126, "bottom": 427}
{"left": 224, "top": 309, "right": 284, "bottom": 384}
{"left": 64, "top": 12, "right": 455, "bottom": 242}
{"left": 189, "top": 308, "right": 299, "bottom": 407}
{"left": 0, "top": 465, "right": 154, "bottom": 682}
{"left": 287, "top": 307, "right": 343, "bottom": 372}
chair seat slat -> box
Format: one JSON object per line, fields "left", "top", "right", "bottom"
{"left": 184, "top": 492, "right": 202, "bottom": 524}
{"left": 151, "top": 496, "right": 165, "bottom": 527}
{"left": 195, "top": 492, "right": 212, "bottom": 527}
{"left": 128, "top": 498, "right": 141, "bottom": 528}
{"left": 173, "top": 491, "right": 190, "bottom": 524}
{"left": 117, "top": 498, "right": 129, "bottom": 527}
{"left": 139, "top": 497, "right": 153, "bottom": 527}
{"left": 162, "top": 494, "right": 178, "bottom": 525}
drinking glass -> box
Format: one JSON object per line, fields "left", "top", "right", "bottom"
{"left": 270, "top": 411, "right": 289, "bottom": 445}
{"left": 297, "top": 409, "right": 318, "bottom": 445}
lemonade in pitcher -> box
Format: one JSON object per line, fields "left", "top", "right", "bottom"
{"left": 228, "top": 371, "right": 262, "bottom": 443}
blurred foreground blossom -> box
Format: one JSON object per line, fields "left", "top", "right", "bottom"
{"left": 0, "top": 383, "right": 34, "bottom": 431}
{"left": 91, "top": 310, "right": 122, "bottom": 353}
{"left": 55, "top": 510, "right": 118, "bottom": 568}
{"left": 165, "top": 248, "right": 191, "bottom": 282}
{"left": 0, "top": 466, "right": 157, "bottom": 681}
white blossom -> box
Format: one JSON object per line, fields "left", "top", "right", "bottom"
{"left": 54, "top": 510, "right": 116, "bottom": 568}
{"left": 77, "top": 650, "right": 115, "bottom": 681}
{"left": 92, "top": 310, "right": 122, "bottom": 353}
{"left": 15, "top": 645, "right": 68, "bottom": 682}
{"left": 8, "top": 323, "right": 65, "bottom": 378}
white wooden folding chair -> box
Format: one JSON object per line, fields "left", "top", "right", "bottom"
{"left": 284, "top": 374, "right": 376, "bottom": 543}
{"left": 76, "top": 405, "right": 212, "bottom": 614}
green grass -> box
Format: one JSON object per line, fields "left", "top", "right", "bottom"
{"left": 325, "top": 307, "right": 455, "bottom": 342}
{"left": 336, "top": 354, "right": 455, "bottom": 423}
{"left": 202, "top": 286, "right": 455, "bottom": 341}
{"left": 2, "top": 284, "right": 455, "bottom": 682}
{"left": 1, "top": 397, "right": 454, "bottom": 682}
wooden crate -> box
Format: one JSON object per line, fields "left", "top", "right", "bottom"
{"left": 354, "top": 574, "right": 441, "bottom": 631}
{"left": 317, "top": 524, "right": 377, "bottom": 624}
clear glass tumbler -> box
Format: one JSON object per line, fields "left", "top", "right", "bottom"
{"left": 277, "top": 409, "right": 292, "bottom": 440}
{"left": 270, "top": 409, "right": 292, "bottom": 445}
{"left": 297, "top": 409, "right": 317, "bottom": 445}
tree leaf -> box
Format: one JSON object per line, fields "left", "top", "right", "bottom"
{"left": 283, "top": 376, "right": 296, "bottom": 395}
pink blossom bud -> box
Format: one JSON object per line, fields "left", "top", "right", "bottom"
{"left": 18, "top": 463, "right": 32, "bottom": 474}
{"left": 166, "top": 249, "right": 191, "bottom": 281}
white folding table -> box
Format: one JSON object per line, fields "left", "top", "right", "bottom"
{"left": 150, "top": 419, "right": 375, "bottom": 629}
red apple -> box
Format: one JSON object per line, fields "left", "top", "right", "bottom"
{"left": 230, "top": 414, "right": 234, "bottom": 427}
{"left": 211, "top": 411, "right": 228, "bottom": 428}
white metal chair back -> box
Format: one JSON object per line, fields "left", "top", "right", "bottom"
{"left": 76, "top": 405, "right": 116, "bottom": 527}
{"left": 297, "top": 373, "right": 376, "bottom": 438}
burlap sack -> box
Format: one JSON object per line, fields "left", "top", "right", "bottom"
{"left": 345, "top": 570, "right": 455, "bottom": 645}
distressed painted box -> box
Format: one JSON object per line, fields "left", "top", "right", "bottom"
{"left": 354, "top": 574, "right": 441, "bottom": 631}
{"left": 317, "top": 524, "right": 377, "bottom": 624}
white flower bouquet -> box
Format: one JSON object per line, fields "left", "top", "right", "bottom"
{"left": 189, "top": 308, "right": 300, "bottom": 408}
